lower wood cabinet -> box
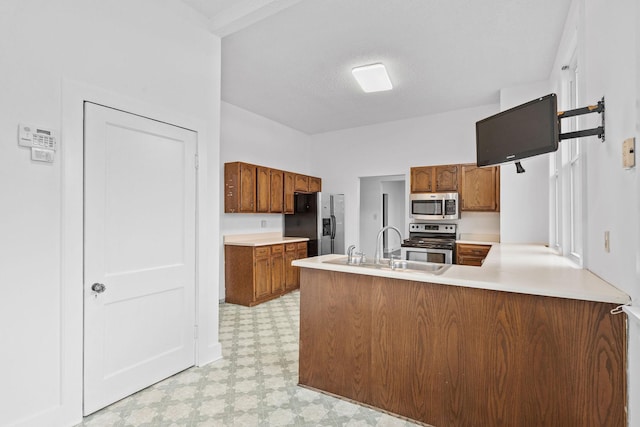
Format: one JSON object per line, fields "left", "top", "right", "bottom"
{"left": 456, "top": 243, "right": 491, "bottom": 266}
{"left": 225, "top": 242, "right": 307, "bottom": 307}
{"left": 285, "top": 242, "right": 308, "bottom": 291}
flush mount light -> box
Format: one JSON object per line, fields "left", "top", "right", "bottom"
{"left": 351, "top": 63, "right": 393, "bottom": 93}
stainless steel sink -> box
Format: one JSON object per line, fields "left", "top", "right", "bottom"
{"left": 323, "top": 257, "right": 449, "bottom": 275}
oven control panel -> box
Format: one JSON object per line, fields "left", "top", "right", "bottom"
{"left": 409, "top": 223, "right": 456, "bottom": 234}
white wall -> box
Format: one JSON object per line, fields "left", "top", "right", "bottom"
{"left": 219, "top": 102, "right": 312, "bottom": 299}
{"left": 310, "top": 104, "right": 499, "bottom": 249}
{"left": 499, "top": 80, "right": 552, "bottom": 244}
{"left": 0, "top": 1, "right": 221, "bottom": 426}
{"left": 550, "top": 1, "right": 639, "bottom": 425}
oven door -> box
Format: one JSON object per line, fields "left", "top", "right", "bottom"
{"left": 400, "top": 247, "right": 453, "bottom": 264}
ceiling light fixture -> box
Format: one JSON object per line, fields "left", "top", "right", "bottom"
{"left": 351, "top": 63, "right": 393, "bottom": 93}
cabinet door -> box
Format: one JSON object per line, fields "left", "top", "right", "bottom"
{"left": 294, "top": 174, "right": 309, "bottom": 192}
{"left": 224, "top": 162, "right": 240, "bottom": 213}
{"left": 460, "top": 164, "right": 499, "bottom": 211}
{"left": 284, "top": 247, "right": 297, "bottom": 290}
{"left": 410, "top": 166, "right": 433, "bottom": 193}
{"left": 284, "top": 172, "right": 295, "bottom": 214}
{"left": 271, "top": 246, "right": 285, "bottom": 294}
{"left": 239, "top": 163, "right": 256, "bottom": 212}
{"left": 294, "top": 242, "right": 308, "bottom": 289}
{"left": 308, "top": 176, "right": 322, "bottom": 193}
{"left": 254, "top": 248, "right": 271, "bottom": 300}
{"left": 434, "top": 164, "right": 459, "bottom": 192}
{"left": 270, "top": 169, "right": 284, "bottom": 213}
{"left": 256, "top": 166, "right": 270, "bottom": 213}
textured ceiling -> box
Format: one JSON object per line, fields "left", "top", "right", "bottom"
{"left": 182, "top": 0, "right": 572, "bottom": 134}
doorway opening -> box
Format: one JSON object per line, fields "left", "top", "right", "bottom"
{"left": 359, "top": 175, "right": 406, "bottom": 259}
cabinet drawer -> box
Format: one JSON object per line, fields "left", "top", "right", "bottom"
{"left": 254, "top": 246, "right": 270, "bottom": 258}
{"left": 457, "top": 255, "right": 485, "bottom": 266}
{"left": 271, "top": 244, "right": 284, "bottom": 254}
{"left": 296, "top": 242, "right": 308, "bottom": 251}
{"left": 456, "top": 243, "right": 491, "bottom": 266}
{"left": 285, "top": 243, "right": 297, "bottom": 252}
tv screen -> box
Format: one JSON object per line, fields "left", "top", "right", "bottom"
{"left": 475, "top": 93, "right": 559, "bottom": 167}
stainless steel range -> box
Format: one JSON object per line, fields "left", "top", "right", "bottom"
{"left": 400, "top": 223, "right": 457, "bottom": 264}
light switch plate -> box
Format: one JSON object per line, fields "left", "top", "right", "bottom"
{"left": 623, "top": 137, "right": 635, "bottom": 168}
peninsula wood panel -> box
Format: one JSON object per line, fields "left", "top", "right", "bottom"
{"left": 299, "top": 270, "right": 372, "bottom": 403}
{"left": 299, "top": 269, "right": 626, "bottom": 427}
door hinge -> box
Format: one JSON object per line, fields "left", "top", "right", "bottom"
{"left": 194, "top": 154, "right": 199, "bottom": 170}
{"left": 194, "top": 325, "right": 199, "bottom": 339}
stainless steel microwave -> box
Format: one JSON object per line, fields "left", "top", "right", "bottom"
{"left": 410, "top": 192, "right": 459, "bottom": 220}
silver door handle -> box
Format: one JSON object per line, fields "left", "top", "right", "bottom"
{"left": 91, "top": 283, "right": 106, "bottom": 293}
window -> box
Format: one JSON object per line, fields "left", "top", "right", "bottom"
{"left": 551, "top": 47, "right": 584, "bottom": 266}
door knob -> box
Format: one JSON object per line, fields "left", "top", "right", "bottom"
{"left": 91, "top": 283, "right": 106, "bottom": 293}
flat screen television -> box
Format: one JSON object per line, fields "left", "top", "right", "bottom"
{"left": 475, "top": 93, "right": 559, "bottom": 167}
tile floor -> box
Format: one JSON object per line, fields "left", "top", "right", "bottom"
{"left": 78, "top": 291, "right": 424, "bottom": 427}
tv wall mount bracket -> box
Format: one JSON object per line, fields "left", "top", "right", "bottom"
{"left": 557, "top": 97, "right": 605, "bottom": 142}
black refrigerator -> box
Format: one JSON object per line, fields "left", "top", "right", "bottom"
{"left": 283, "top": 192, "right": 345, "bottom": 257}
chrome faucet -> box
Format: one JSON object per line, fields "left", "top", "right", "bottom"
{"left": 347, "top": 245, "right": 356, "bottom": 264}
{"left": 374, "top": 226, "right": 403, "bottom": 265}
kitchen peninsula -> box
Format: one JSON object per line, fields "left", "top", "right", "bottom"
{"left": 294, "top": 244, "right": 630, "bottom": 427}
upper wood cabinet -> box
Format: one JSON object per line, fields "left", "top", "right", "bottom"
{"left": 460, "top": 164, "right": 500, "bottom": 212}
{"left": 308, "top": 176, "right": 322, "bottom": 193}
{"left": 294, "top": 174, "right": 309, "bottom": 192}
{"left": 256, "top": 166, "right": 270, "bottom": 213}
{"left": 225, "top": 162, "right": 256, "bottom": 213}
{"left": 269, "top": 169, "right": 284, "bottom": 213}
{"left": 224, "top": 162, "right": 321, "bottom": 214}
{"left": 411, "top": 164, "right": 459, "bottom": 193}
{"left": 434, "top": 165, "right": 459, "bottom": 192}
{"left": 284, "top": 172, "right": 295, "bottom": 214}
{"left": 411, "top": 166, "right": 434, "bottom": 192}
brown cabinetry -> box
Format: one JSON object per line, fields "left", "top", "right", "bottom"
{"left": 270, "top": 244, "right": 285, "bottom": 294}
{"left": 270, "top": 169, "right": 284, "bottom": 213}
{"left": 284, "top": 241, "right": 307, "bottom": 291}
{"left": 284, "top": 172, "right": 295, "bottom": 214}
{"left": 225, "top": 241, "right": 307, "bottom": 307}
{"left": 410, "top": 164, "right": 459, "bottom": 193}
{"left": 256, "top": 166, "right": 270, "bottom": 213}
{"left": 225, "top": 162, "right": 256, "bottom": 213}
{"left": 224, "top": 162, "right": 321, "bottom": 213}
{"left": 308, "top": 176, "right": 322, "bottom": 192}
{"left": 294, "top": 174, "right": 309, "bottom": 192}
{"left": 460, "top": 164, "right": 500, "bottom": 211}
{"left": 456, "top": 243, "right": 491, "bottom": 266}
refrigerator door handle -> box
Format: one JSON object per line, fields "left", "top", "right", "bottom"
{"left": 330, "top": 214, "right": 336, "bottom": 239}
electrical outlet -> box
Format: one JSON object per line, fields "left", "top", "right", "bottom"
{"left": 260, "top": 220, "right": 267, "bottom": 228}
{"left": 604, "top": 231, "right": 610, "bottom": 253}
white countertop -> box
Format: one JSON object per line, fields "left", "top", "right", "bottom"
{"left": 293, "top": 244, "right": 631, "bottom": 305}
{"left": 224, "top": 232, "right": 309, "bottom": 247}
{"left": 456, "top": 233, "right": 500, "bottom": 245}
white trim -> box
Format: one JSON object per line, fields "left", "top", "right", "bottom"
{"left": 58, "top": 78, "right": 221, "bottom": 425}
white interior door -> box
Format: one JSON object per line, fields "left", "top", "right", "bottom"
{"left": 83, "top": 103, "right": 197, "bottom": 415}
